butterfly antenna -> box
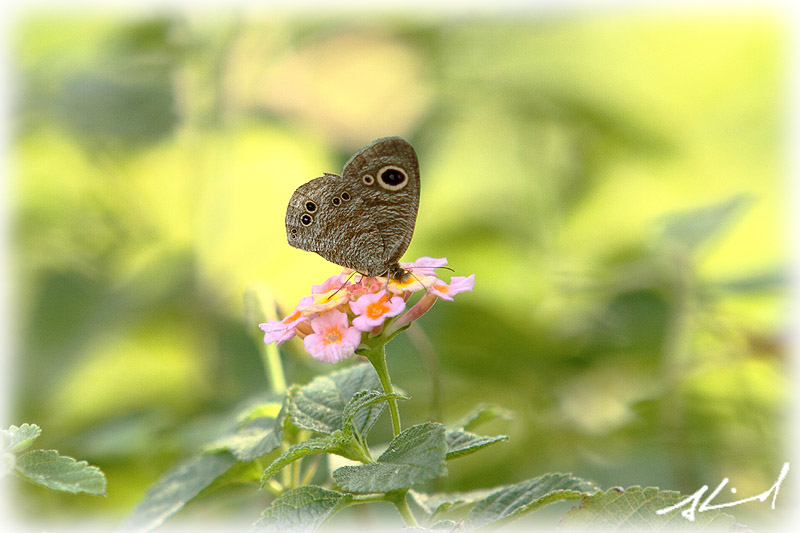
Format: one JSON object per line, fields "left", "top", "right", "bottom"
{"left": 405, "top": 268, "right": 431, "bottom": 294}
{"left": 326, "top": 271, "right": 359, "bottom": 301}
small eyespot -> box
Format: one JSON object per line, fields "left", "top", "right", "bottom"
{"left": 300, "top": 214, "right": 313, "bottom": 226}
{"left": 377, "top": 166, "right": 408, "bottom": 190}
{"left": 305, "top": 201, "right": 317, "bottom": 213}
{"left": 332, "top": 196, "right": 341, "bottom": 206}
{"left": 291, "top": 228, "right": 297, "bottom": 234}
{"left": 341, "top": 191, "right": 351, "bottom": 201}
{"left": 362, "top": 174, "right": 375, "bottom": 186}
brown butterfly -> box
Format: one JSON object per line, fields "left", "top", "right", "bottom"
{"left": 285, "top": 137, "right": 420, "bottom": 281}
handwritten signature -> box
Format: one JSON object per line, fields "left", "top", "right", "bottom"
{"left": 655, "top": 462, "right": 789, "bottom": 522}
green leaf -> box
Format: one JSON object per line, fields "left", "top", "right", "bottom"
{"left": 260, "top": 435, "right": 349, "bottom": 486}
{"left": 333, "top": 422, "right": 447, "bottom": 493}
{"left": 409, "top": 488, "right": 496, "bottom": 519}
{"left": 121, "top": 452, "right": 236, "bottom": 532}
{"left": 205, "top": 417, "right": 282, "bottom": 462}
{"left": 205, "top": 404, "right": 286, "bottom": 462}
{"left": 15, "top": 449, "right": 107, "bottom": 495}
{"left": 342, "top": 390, "right": 408, "bottom": 440}
{"left": 445, "top": 429, "right": 508, "bottom": 460}
{"left": 289, "top": 363, "right": 381, "bottom": 435}
{"left": 466, "top": 473, "right": 599, "bottom": 530}
{"left": 2, "top": 423, "right": 43, "bottom": 454}
{"left": 559, "top": 486, "right": 739, "bottom": 531}
{"left": 235, "top": 398, "right": 286, "bottom": 424}
{"left": 658, "top": 194, "right": 750, "bottom": 252}
{"left": 253, "top": 485, "right": 353, "bottom": 532}
{"left": 452, "top": 404, "right": 514, "bottom": 432}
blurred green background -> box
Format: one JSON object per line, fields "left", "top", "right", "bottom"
{"left": 8, "top": 7, "right": 789, "bottom": 529}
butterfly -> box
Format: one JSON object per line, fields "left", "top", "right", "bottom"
{"left": 285, "top": 137, "right": 420, "bottom": 281}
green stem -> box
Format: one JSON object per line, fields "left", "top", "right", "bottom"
{"left": 243, "top": 284, "right": 288, "bottom": 394}
{"left": 261, "top": 341, "right": 287, "bottom": 393}
{"left": 346, "top": 491, "right": 417, "bottom": 526}
{"left": 365, "top": 344, "right": 401, "bottom": 436}
{"left": 387, "top": 490, "right": 417, "bottom": 526}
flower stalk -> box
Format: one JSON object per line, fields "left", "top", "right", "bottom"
{"left": 363, "top": 342, "right": 402, "bottom": 436}
{"left": 386, "top": 489, "right": 418, "bottom": 527}
{"left": 243, "top": 283, "right": 288, "bottom": 393}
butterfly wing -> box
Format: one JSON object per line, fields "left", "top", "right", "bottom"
{"left": 341, "top": 137, "right": 420, "bottom": 271}
{"left": 286, "top": 173, "right": 387, "bottom": 275}
{"left": 285, "top": 137, "right": 420, "bottom": 278}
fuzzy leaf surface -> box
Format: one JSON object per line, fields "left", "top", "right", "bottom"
{"left": 2, "top": 423, "right": 42, "bottom": 454}
{"left": 445, "top": 429, "right": 508, "bottom": 460}
{"left": 466, "top": 473, "right": 599, "bottom": 529}
{"left": 260, "top": 435, "right": 349, "bottom": 486}
{"left": 342, "top": 390, "right": 407, "bottom": 439}
{"left": 289, "top": 364, "right": 380, "bottom": 435}
{"left": 15, "top": 449, "right": 106, "bottom": 495}
{"left": 121, "top": 452, "right": 235, "bottom": 531}
{"left": 409, "top": 488, "right": 497, "bottom": 519}
{"left": 205, "top": 408, "right": 284, "bottom": 462}
{"left": 559, "top": 486, "right": 739, "bottom": 531}
{"left": 333, "top": 422, "right": 447, "bottom": 493}
{"left": 252, "top": 485, "right": 352, "bottom": 533}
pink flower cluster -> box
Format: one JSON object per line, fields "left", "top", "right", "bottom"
{"left": 260, "top": 257, "right": 475, "bottom": 363}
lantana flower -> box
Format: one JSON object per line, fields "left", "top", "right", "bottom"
{"left": 350, "top": 292, "right": 406, "bottom": 332}
{"left": 259, "top": 295, "right": 312, "bottom": 345}
{"left": 429, "top": 275, "right": 475, "bottom": 302}
{"left": 302, "top": 310, "right": 362, "bottom": 363}
{"left": 260, "top": 257, "right": 474, "bottom": 363}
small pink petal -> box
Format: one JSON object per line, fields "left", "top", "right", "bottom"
{"left": 259, "top": 305, "right": 309, "bottom": 345}
{"left": 430, "top": 274, "right": 475, "bottom": 301}
{"left": 303, "top": 310, "right": 362, "bottom": 363}
{"left": 402, "top": 257, "right": 448, "bottom": 276}
{"left": 350, "top": 292, "right": 406, "bottom": 332}
{"left": 259, "top": 319, "right": 293, "bottom": 345}
{"left": 300, "top": 290, "right": 349, "bottom": 315}
{"left": 312, "top": 273, "right": 347, "bottom": 294}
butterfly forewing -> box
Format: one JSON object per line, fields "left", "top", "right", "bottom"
{"left": 286, "top": 174, "right": 385, "bottom": 272}
{"left": 285, "top": 137, "right": 420, "bottom": 279}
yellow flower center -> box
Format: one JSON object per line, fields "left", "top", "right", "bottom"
{"left": 325, "top": 328, "right": 342, "bottom": 344}
{"left": 283, "top": 310, "right": 301, "bottom": 323}
{"left": 366, "top": 295, "right": 390, "bottom": 319}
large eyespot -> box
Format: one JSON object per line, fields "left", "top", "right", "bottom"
{"left": 300, "top": 214, "right": 313, "bottom": 226}
{"left": 377, "top": 165, "right": 409, "bottom": 191}
{"left": 362, "top": 174, "right": 375, "bottom": 186}
{"left": 341, "top": 191, "right": 351, "bottom": 201}
{"left": 304, "top": 201, "right": 317, "bottom": 213}
{"left": 332, "top": 196, "right": 341, "bottom": 206}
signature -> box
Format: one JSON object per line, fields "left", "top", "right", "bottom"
{"left": 655, "top": 462, "right": 789, "bottom": 522}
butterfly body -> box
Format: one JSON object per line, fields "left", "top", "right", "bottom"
{"left": 285, "top": 137, "right": 420, "bottom": 280}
